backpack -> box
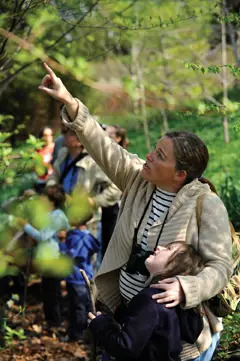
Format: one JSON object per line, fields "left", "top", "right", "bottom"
{"left": 196, "top": 194, "right": 240, "bottom": 317}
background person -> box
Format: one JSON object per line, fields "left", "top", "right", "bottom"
{"left": 35, "top": 127, "right": 54, "bottom": 193}
{"left": 59, "top": 214, "right": 100, "bottom": 342}
{"left": 39, "top": 63, "right": 232, "bottom": 361}
{"left": 52, "top": 122, "right": 69, "bottom": 164}
{"left": 18, "top": 184, "right": 70, "bottom": 327}
{"left": 47, "top": 129, "right": 121, "bottom": 208}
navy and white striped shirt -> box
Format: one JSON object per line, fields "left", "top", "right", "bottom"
{"left": 119, "top": 188, "right": 176, "bottom": 302}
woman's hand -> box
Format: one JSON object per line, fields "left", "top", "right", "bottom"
{"left": 150, "top": 277, "right": 185, "bottom": 308}
{"left": 39, "top": 63, "right": 78, "bottom": 120}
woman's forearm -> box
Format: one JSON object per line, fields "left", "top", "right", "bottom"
{"left": 63, "top": 96, "right": 79, "bottom": 122}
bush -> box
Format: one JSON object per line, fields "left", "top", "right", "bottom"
{"left": 220, "top": 175, "right": 240, "bottom": 231}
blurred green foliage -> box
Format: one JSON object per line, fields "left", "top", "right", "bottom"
{"left": 220, "top": 175, "right": 240, "bottom": 230}
{"left": 216, "top": 313, "right": 240, "bottom": 360}
{"left": 66, "top": 185, "right": 92, "bottom": 226}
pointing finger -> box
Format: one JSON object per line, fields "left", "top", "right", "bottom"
{"left": 43, "top": 62, "right": 57, "bottom": 81}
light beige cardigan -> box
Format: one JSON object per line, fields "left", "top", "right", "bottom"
{"left": 62, "top": 99, "right": 232, "bottom": 360}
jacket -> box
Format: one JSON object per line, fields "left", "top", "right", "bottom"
{"left": 47, "top": 147, "right": 121, "bottom": 208}
{"left": 62, "top": 99, "right": 232, "bottom": 360}
{"left": 59, "top": 228, "right": 100, "bottom": 284}
{"left": 89, "top": 288, "right": 203, "bottom": 361}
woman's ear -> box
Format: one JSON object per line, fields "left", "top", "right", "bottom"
{"left": 174, "top": 169, "right": 187, "bottom": 184}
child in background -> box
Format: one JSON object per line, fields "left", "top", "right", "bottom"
{"left": 88, "top": 241, "right": 205, "bottom": 361}
{"left": 59, "top": 214, "right": 100, "bottom": 342}
{"left": 21, "top": 185, "right": 70, "bottom": 327}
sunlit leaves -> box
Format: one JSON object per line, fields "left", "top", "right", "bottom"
{"left": 54, "top": 54, "right": 92, "bottom": 81}
{"left": 185, "top": 62, "right": 240, "bottom": 77}
{"left": 65, "top": 185, "right": 92, "bottom": 226}
{"left": 13, "top": 196, "right": 52, "bottom": 229}
{"left": 218, "top": 13, "right": 240, "bottom": 25}
{"left": 33, "top": 251, "right": 73, "bottom": 277}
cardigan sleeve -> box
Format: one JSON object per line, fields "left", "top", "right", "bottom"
{"left": 89, "top": 290, "right": 159, "bottom": 359}
{"left": 177, "top": 193, "right": 232, "bottom": 309}
{"left": 61, "top": 99, "right": 144, "bottom": 192}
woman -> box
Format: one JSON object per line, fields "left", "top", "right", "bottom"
{"left": 35, "top": 126, "right": 54, "bottom": 192}
{"left": 39, "top": 63, "right": 232, "bottom": 361}
{"left": 88, "top": 242, "right": 205, "bottom": 361}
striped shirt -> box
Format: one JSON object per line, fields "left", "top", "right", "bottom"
{"left": 119, "top": 187, "right": 176, "bottom": 302}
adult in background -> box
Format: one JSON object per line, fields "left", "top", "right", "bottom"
{"left": 39, "top": 63, "right": 232, "bottom": 361}
{"left": 47, "top": 129, "right": 121, "bottom": 241}
{"left": 100, "top": 125, "right": 129, "bottom": 258}
{"left": 100, "top": 124, "right": 128, "bottom": 259}
{"left": 52, "top": 122, "right": 69, "bottom": 164}
{"left": 35, "top": 127, "right": 54, "bottom": 193}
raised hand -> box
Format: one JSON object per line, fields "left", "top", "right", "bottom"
{"left": 39, "top": 63, "right": 78, "bottom": 120}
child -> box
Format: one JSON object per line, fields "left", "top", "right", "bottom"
{"left": 21, "top": 185, "right": 70, "bottom": 327}
{"left": 88, "top": 241, "right": 205, "bottom": 361}
{"left": 59, "top": 215, "right": 100, "bottom": 342}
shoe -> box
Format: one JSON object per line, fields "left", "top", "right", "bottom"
{"left": 59, "top": 335, "right": 70, "bottom": 342}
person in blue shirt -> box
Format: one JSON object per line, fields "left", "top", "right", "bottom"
{"left": 59, "top": 214, "right": 100, "bottom": 341}
{"left": 88, "top": 242, "right": 205, "bottom": 361}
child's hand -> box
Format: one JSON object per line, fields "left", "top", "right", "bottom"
{"left": 16, "top": 217, "right": 28, "bottom": 228}
{"left": 88, "top": 311, "right": 102, "bottom": 323}
{"left": 58, "top": 230, "right": 67, "bottom": 242}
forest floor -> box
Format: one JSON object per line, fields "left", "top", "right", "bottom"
{"left": 0, "top": 280, "right": 91, "bottom": 361}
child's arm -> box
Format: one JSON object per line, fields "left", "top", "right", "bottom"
{"left": 24, "top": 210, "right": 70, "bottom": 243}
{"left": 89, "top": 291, "right": 160, "bottom": 359}
{"left": 24, "top": 223, "right": 50, "bottom": 242}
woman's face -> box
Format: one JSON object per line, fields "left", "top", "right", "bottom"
{"left": 145, "top": 243, "right": 182, "bottom": 275}
{"left": 141, "top": 136, "right": 184, "bottom": 191}
{"left": 42, "top": 128, "right": 53, "bottom": 146}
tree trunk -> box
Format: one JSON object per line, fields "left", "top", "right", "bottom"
{"left": 131, "top": 39, "right": 151, "bottom": 151}
{"left": 224, "top": 3, "right": 240, "bottom": 67}
{"left": 221, "top": 0, "right": 230, "bottom": 144}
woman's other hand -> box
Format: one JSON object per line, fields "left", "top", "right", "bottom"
{"left": 39, "top": 63, "right": 78, "bottom": 120}
{"left": 150, "top": 277, "right": 185, "bottom": 307}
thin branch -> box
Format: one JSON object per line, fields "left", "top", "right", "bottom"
{"left": 0, "top": 0, "right": 20, "bottom": 55}
{"left": 0, "top": 1, "right": 99, "bottom": 88}
{"left": 80, "top": 269, "right": 96, "bottom": 313}
{"left": 45, "top": 0, "right": 100, "bottom": 51}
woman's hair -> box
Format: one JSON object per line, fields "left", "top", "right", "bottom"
{"left": 165, "top": 131, "right": 217, "bottom": 193}
{"left": 152, "top": 241, "right": 205, "bottom": 282}
{"left": 38, "top": 127, "right": 52, "bottom": 139}
{"left": 44, "top": 185, "right": 66, "bottom": 209}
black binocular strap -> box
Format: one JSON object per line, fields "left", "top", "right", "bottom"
{"left": 60, "top": 152, "right": 88, "bottom": 184}
{"left": 133, "top": 187, "right": 169, "bottom": 251}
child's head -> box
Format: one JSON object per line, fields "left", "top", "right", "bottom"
{"left": 145, "top": 241, "right": 204, "bottom": 280}
{"left": 43, "top": 185, "right": 66, "bottom": 209}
